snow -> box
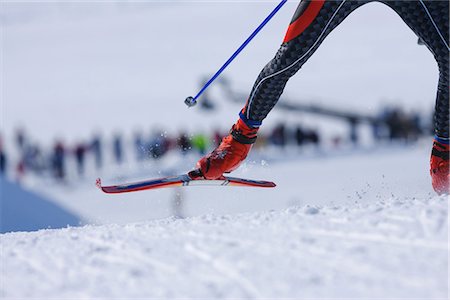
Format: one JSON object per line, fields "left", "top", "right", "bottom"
{"left": 1, "top": 195, "right": 447, "bottom": 299}
{"left": 1, "top": 1, "right": 448, "bottom": 299}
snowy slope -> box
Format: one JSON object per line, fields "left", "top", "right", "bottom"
{"left": 1, "top": 195, "right": 447, "bottom": 299}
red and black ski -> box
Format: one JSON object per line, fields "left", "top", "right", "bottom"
{"left": 96, "top": 170, "right": 276, "bottom": 194}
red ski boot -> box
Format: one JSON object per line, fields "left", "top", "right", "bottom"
{"left": 195, "top": 118, "right": 258, "bottom": 180}
{"left": 430, "top": 138, "right": 449, "bottom": 195}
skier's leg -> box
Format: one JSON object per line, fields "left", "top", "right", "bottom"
{"left": 196, "top": 0, "right": 371, "bottom": 179}
{"left": 382, "top": 0, "right": 449, "bottom": 194}
{"left": 242, "top": 0, "right": 369, "bottom": 126}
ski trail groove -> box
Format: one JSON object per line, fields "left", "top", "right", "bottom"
{"left": 301, "top": 228, "right": 447, "bottom": 250}
{"left": 184, "top": 243, "right": 262, "bottom": 299}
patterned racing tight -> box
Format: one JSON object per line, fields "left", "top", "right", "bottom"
{"left": 242, "top": 0, "right": 449, "bottom": 139}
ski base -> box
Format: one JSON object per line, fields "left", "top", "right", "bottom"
{"left": 96, "top": 173, "right": 276, "bottom": 194}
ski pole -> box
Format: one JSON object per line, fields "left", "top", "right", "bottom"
{"left": 185, "top": 0, "right": 288, "bottom": 107}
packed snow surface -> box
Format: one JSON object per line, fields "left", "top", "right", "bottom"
{"left": 1, "top": 195, "right": 447, "bottom": 299}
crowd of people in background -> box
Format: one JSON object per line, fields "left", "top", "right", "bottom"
{"left": 0, "top": 105, "right": 431, "bottom": 183}
{"left": 0, "top": 129, "right": 219, "bottom": 183}
{"left": 372, "top": 106, "right": 426, "bottom": 142}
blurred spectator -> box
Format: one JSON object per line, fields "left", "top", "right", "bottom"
{"left": 307, "top": 129, "right": 320, "bottom": 147}
{"left": 331, "top": 135, "right": 343, "bottom": 148}
{"left": 0, "top": 138, "right": 6, "bottom": 175}
{"left": 24, "top": 144, "right": 45, "bottom": 174}
{"left": 385, "top": 108, "right": 404, "bottom": 140}
{"left": 74, "top": 143, "right": 87, "bottom": 176}
{"left": 270, "top": 123, "right": 287, "bottom": 147}
{"left": 177, "top": 132, "right": 192, "bottom": 154}
{"left": 406, "top": 111, "right": 422, "bottom": 142}
{"left": 52, "top": 141, "right": 65, "bottom": 180}
{"left": 134, "top": 131, "right": 146, "bottom": 161}
{"left": 191, "top": 133, "right": 208, "bottom": 155}
{"left": 16, "top": 160, "right": 25, "bottom": 182}
{"left": 295, "top": 126, "right": 306, "bottom": 146}
{"left": 90, "top": 135, "right": 103, "bottom": 169}
{"left": 113, "top": 133, "right": 124, "bottom": 164}
{"left": 298, "top": 127, "right": 320, "bottom": 147}
{"left": 15, "top": 128, "right": 26, "bottom": 151}
{"left": 148, "top": 131, "right": 169, "bottom": 159}
{"left": 348, "top": 117, "right": 358, "bottom": 145}
{"left": 371, "top": 118, "right": 387, "bottom": 142}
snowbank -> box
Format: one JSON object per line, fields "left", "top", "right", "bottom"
{"left": 1, "top": 195, "right": 447, "bottom": 299}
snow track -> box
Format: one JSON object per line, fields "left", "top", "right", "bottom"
{"left": 1, "top": 196, "right": 447, "bottom": 299}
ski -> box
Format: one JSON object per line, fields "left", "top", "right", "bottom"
{"left": 96, "top": 172, "right": 276, "bottom": 194}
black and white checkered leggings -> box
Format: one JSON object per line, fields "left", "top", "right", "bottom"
{"left": 243, "top": 0, "right": 449, "bottom": 138}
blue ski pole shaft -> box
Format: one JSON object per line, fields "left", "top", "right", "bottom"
{"left": 185, "top": 0, "right": 287, "bottom": 107}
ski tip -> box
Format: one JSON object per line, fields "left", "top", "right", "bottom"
{"left": 244, "top": 181, "right": 276, "bottom": 188}
{"left": 95, "top": 178, "right": 102, "bottom": 189}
